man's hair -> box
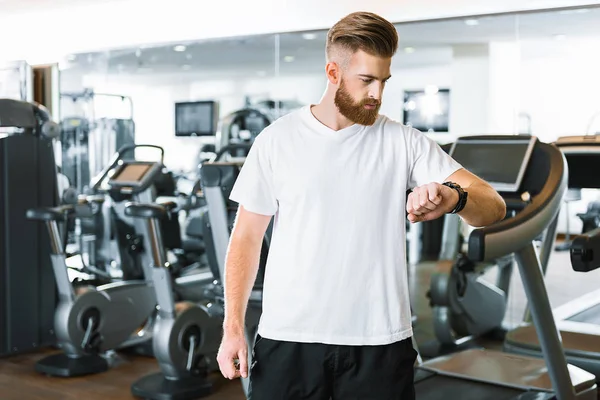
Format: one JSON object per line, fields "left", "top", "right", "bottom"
{"left": 326, "top": 11, "right": 399, "bottom": 62}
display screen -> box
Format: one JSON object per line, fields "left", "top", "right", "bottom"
{"left": 564, "top": 153, "right": 600, "bottom": 189}
{"left": 175, "top": 101, "right": 217, "bottom": 136}
{"left": 449, "top": 138, "right": 534, "bottom": 192}
{"left": 112, "top": 163, "right": 152, "bottom": 183}
{"left": 403, "top": 88, "right": 450, "bottom": 133}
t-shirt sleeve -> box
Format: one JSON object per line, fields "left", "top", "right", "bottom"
{"left": 228, "top": 134, "right": 278, "bottom": 216}
{"left": 407, "top": 127, "right": 463, "bottom": 188}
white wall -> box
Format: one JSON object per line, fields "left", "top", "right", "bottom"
{"left": 449, "top": 45, "right": 491, "bottom": 138}
{"left": 0, "top": 0, "right": 595, "bottom": 64}
{"left": 520, "top": 37, "right": 600, "bottom": 141}
{"left": 519, "top": 36, "right": 600, "bottom": 234}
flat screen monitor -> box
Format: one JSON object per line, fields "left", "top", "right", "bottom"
{"left": 175, "top": 101, "right": 218, "bottom": 137}
{"left": 561, "top": 150, "right": 600, "bottom": 189}
{"left": 449, "top": 137, "right": 536, "bottom": 192}
{"left": 403, "top": 89, "right": 450, "bottom": 133}
{"left": 110, "top": 162, "right": 154, "bottom": 185}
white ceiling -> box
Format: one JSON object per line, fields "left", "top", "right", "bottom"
{"left": 0, "top": 0, "right": 123, "bottom": 12}
{"left": 61, "top": 6, "right": 600, "bottom": 80}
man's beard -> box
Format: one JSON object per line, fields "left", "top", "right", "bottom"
{"left": 334, "top": 79, "right": 381, "bottom": 126}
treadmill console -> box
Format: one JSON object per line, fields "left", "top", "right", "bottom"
{"left": 449, "top": 136, "right": 537, "bottom": 213}
{"left": 449, "top": 136, "right": 536, "bottom": 193}
{"left": 108, "top": 161, "right": 163, "bottom": 194}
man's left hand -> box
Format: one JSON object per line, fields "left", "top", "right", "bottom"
{"left": 406, "top": 183, "right": 458, "bottom": 223}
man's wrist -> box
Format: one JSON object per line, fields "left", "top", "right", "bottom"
{"left": 442, "top": 182, "right": 468, "bottom": 214}
{"left": 223, "top": 319, "right": 245, "bottom": 336}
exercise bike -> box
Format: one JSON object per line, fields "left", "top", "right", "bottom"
{"left": 26, "top": 205, "right": 156, "bottom": 377}
{"left": 27, "top": 145, "right": 177, "bottom": 376}
{"left": 125, "top": 202, "right": 223, "bottom": 400}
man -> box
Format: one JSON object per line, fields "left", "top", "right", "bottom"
{"left": 216, "top": 11, "right": 506, "bottom": 400}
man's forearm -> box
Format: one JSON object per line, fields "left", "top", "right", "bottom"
{"left": 458, "top": 181, "right": 506, "bottom": 227}
{"left": 222, "top": 236, "right": 262, "bottom": 335}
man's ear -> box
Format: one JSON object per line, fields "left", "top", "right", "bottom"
{"left": 325, "top": 62, "right": 340, "bottom": 85}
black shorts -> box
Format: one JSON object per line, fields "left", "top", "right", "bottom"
{"left": 248, "top": 335, "right": 418, "bottom": 400}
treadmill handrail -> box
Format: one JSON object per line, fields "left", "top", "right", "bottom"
{"left": 468, "top": 142, "right": 568, "bottom": 262}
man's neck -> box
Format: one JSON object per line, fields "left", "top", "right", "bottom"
{"left": 310, "top": 99, "right": 355, "bottom": 132}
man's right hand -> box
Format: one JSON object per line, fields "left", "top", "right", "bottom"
{"left": 217, "top": 332, "right": 248, "bottom": 379}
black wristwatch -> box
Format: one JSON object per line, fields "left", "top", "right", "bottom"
{"left": 442, "top": 181, "right": 468, "bottom": 214}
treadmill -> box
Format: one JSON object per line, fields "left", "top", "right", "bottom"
{"left": 414, "top": 135, "right": 596, "bottom": 400}
{"left": 504, "top": 134, "right": 600, "bottom": 379}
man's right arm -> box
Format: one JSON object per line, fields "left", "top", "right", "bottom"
{"left": 222, "top": 205, "right": 272, "bottom": 337}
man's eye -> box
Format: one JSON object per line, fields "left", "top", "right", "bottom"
{"left": 362, "top": 79, "right": 373, "bottom": 83}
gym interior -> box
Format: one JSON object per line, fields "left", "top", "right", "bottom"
{"left": 2, "top": 1, "right": 600, "bottom": 399}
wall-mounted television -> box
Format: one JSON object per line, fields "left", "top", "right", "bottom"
{"left": 175, "top": 100, "right": 219, "bottom": 137}
{"left": 403, "top": 88, "right": 450, "bottom": 133}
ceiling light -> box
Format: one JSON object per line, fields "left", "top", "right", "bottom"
{"left": 425, "top": 85, "right": 439, "bottom": 95}
{"left": 464, "top": 19, "right": 479, "bottom": 26}
{"left": 182, "top": 64, "right": 191, "bottom": 70}
{"left": 186, "top": 53, "right": 192, "bottom": 60}
{"left": 404, "top": 47, "right": 415, "bottom": 54}
{"left": 553, "top": 34, "right": 567, "bottom": 40}
{"left": 302, "top": 33, "right": 317, "bottom": 40}
{"left": 174, "top": 45, "right": 186, "bottom": 52}
{"left": 284, "top": 55, "right": 295, "bottom": 62}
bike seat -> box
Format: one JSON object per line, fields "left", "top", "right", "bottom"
{"left": 125, "top": 202, "right": 167, "bottom": 220}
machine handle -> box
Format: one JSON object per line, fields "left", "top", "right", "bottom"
{"left": 116, "top": 144, "right": 165, "bottom": 163}
{"left": 570, "top": 227, "right": 600, "bottom": 272}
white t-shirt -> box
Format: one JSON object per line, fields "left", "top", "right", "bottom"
{"left": 229, "top": 105, "right": 462, "bottom": 346}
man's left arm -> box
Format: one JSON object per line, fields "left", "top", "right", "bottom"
{"left": 407, "top": 168, "right": 506, "bottom": 227}
{"left": 445, "top": 168, "right": 506, "bottom": 227}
